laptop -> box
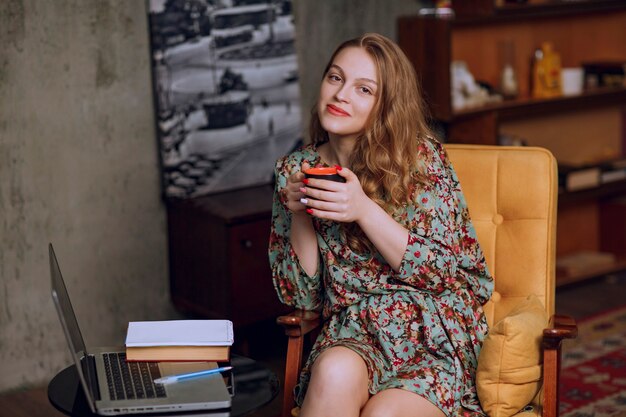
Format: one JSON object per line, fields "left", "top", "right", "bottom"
{"left": 49, "top": 243, "right": 232, "bottom": 415}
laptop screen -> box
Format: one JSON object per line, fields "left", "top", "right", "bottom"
{"left": 49, "top": 243, "right": 97, "bottom": 412}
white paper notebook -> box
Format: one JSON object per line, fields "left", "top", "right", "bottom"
{"left": 126, "top": 320, "right": 234, "bottom": 347}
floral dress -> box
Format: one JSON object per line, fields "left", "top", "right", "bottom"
{"left": 269, "top": 138, "right": 493, "bottom": 417}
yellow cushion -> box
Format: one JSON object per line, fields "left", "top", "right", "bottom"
{"left": 476, "top": 295, "right": 549, "bottom": 417}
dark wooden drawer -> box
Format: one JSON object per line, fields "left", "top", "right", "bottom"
{"left": 166, "top": 185, "right": 288, "bottom": 328}
{"left": 229, "top": 219, "right": 289, "bottom": 326}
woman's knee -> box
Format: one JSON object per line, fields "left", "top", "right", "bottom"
{"left": 360, "top": 388, "right": 445, "bottom": 417}
{"left": 309, "top": 346, "right": 369, "bottom": 389}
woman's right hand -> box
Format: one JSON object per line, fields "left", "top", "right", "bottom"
{"left": 283, "top": 161, "right": 311, "bottom": 214}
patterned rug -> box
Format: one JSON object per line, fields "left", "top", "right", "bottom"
{"left": 560, "top": 305, "right": 626, "bottom": 417}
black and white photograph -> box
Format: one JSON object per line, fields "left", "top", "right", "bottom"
{"left": 149, "top": 0, "right": 302, "bottom": 198}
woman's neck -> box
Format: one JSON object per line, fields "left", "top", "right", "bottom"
{"left": 319, "top": 135, "right": 356, "bottom": 168}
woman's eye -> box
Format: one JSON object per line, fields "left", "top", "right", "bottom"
{"left": 328, "top": 74, "right": 342, "bottom": 82}
{"left": 359, "top": 86, "right": 373, "bottom": 95}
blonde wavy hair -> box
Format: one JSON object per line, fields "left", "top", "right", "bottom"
{"left": 310, "top": 33, "right": 435, "bottom": 255}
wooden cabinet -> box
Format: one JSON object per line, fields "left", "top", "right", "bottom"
{"left": 398, "top": 1, "right": 626, "bottom": 285}
{"left": 166, "top": 185, "right": 288, "bottom": 328}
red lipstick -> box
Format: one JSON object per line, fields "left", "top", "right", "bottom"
{"left": 327, "top": 104, "right": 350, "bottom": 117}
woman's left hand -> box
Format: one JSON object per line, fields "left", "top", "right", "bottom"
{"left": 300, "top": 166, "right": 370, "bottom": 223}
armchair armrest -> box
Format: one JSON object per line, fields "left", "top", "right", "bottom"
{"left": 543, "top": 314, "right": 578, "bottom": 347}
{"left": 542, "top": 314, "right": 578, "bottom": 417}
{"left": 277, "top": 309, "right": 321, "bottom": 337}
{"left": 277, "top": 309, "right": 322, "bottom": 417}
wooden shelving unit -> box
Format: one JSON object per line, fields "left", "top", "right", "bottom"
{"left": 559, "top": 178, "right": 626, "bottom": 207}
{"left": 556, "top": 257, "right": 626, "bottom": 287}
{"left": 398, "top": 2, "right": 626, "bottom": 286}
{"left": 398, "top": 4, "right": 626, "bottom": 144}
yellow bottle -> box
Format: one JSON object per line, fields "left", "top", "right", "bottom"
{"left": 531, "top": 42, "right": 562, "bottom": 98}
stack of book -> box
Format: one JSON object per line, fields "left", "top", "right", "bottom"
{"left": 600, "top": 159, "right": 626, "bottom": 184}
{"left": 559, "top": 163, "right": 601, "bottom": 192}
{"left": 125, "top": 320, "right": 234, "bottom": 362}
{"left": 556, "top": 250, "right": 616, "bottom": 277}
{"left": 558, "top": 158, "right": 626, "bottom": 192}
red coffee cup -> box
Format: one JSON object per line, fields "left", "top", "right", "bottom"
{"left": 303, "top": 167, "right": 346, "bottom": 183}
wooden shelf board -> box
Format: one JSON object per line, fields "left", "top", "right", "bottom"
{"left": 454, "top": 0, "right": 626, "bottom": 24}
{"left": 559, "top": 179, "right": 626, "bottom": 207}
{"left": 451, "top": 86, "right": 626, "bottom": 122}
{"left": 556, "top": 257, "right": 626, "bottom": 287}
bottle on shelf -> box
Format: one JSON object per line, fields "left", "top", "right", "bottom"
{"left": 531, "top": 42, "right": 562, "bottom": 98}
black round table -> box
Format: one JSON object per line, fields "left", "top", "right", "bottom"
{"left": 48, "top": 355, "right": 279, "bottom": 416}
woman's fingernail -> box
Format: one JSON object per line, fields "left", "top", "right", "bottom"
{"left": 299, "top": 187, "right": 306, "bottom": 193}
{"left": 306, "top": 208, "right": 313, "bottom": 214}
{"left": 335, "top": 165, "right": 342, "bottom": 171}
{"left": 300, "top": 198, "right": 308, "bottom": 205}
{"left": 302, "top": 178, "right": 309, "bottom": 185}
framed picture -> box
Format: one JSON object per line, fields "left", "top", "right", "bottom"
{"left": 148, "top": 0, "right": 302, "bottom": 198}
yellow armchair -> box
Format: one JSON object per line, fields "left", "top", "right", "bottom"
{"left": 277, "top": 144, "right": 577, "bottom": 417}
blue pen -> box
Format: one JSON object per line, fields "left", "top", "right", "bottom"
{"left": 153, "top": 366, "right": 233, "bottom": 384}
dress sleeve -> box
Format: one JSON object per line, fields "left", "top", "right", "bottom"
{"left": 393, "top": 140, "right": 493, "bottom": 301}
{"left": 268, "top": 157, "right": 323, "bottom": 311}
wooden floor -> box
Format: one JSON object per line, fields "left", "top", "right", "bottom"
{"left": 1, "top": 273, "right": 624, "bottom": 417}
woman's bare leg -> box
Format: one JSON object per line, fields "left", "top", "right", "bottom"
{"left": 299, "top": 346, "right": 370, "bottom": 417}
{"left": 360, "top": 388, "right": 445, "bottom": 417}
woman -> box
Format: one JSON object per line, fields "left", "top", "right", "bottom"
{"left": 269, "top": 33, "right": 493, "bottom": 417}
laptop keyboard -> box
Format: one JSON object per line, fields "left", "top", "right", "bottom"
{"left": 103, "top": 352, "right": 167, "bottom": 400}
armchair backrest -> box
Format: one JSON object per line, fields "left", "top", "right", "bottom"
{"left": 445, "top": 144, "right": 558, "bottom": 327}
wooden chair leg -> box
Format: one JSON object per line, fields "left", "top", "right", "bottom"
{"left": 543, "top": 315, "right": 577, "bottom": 417}
{"left": 277, "top": 310, "right": 321, "bottom": 417}
{"left": 282, "top": 335, "right": 304, "bottom": 417}
{"left": 542, "top": 344, "right": 560, "bottom": 417}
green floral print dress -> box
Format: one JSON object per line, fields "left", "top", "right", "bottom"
{"left": 269, "top": 138, "right": 494, "bottom": 417}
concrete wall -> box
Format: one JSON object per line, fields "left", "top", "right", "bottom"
{"left": 0, "top": 0, "right": 423, "bottom": 392}
{"left": 0, "top": 0, "right": 177, "bottom": 391}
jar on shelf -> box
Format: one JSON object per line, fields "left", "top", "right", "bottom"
{"left": 498, "top": 39, "right": 519, "bottom": 99}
